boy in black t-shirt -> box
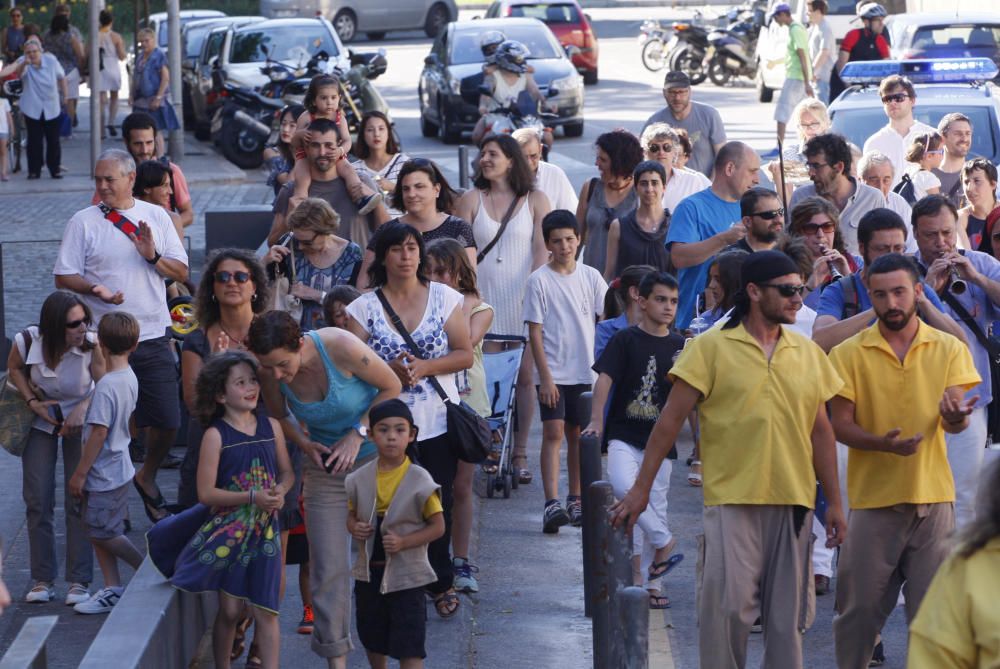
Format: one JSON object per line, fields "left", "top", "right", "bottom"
{"left": 584, "top": 272, "right": 685, "bottom": 609}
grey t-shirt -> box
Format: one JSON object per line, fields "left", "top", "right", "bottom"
{"left": 932, "top": 167, "right": 964, "bottom": 209}
{"left": 273, "top": 170, "right": 380, "bottom": 246}
{"left": 82, "top": 367, "right": 138, "bottom": 492}
{"left": 809, "top": 19, "right": 836, "bottom": 80}
{"left": 641, "top": 101, "right": 726, "bottom": 177}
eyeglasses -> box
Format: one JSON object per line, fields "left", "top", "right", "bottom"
{"left": 752, "top": 208, "right": 785, "bottom": 220}
{"left": 759, "top": 283, "right": 808, "bottom": 297}
{"left": 65, "top": 318, "right": 89, "bottom": 329}
{"left": 647, "top": 143, "right": 674, "bottom": 154}
{"left": 214, "top": 270, "right": 251, "bottom": 284}
{"left": 800, "top": 221, "right": 837, "bottom": 235}
{"left": 881, "top": 93, "right": 911, "bottom": 105}
{"left": 800, "top": 121, "right": 822, "bottom": 130}
{"left": 805, "top": 161, "right": 829, "bottom": 172}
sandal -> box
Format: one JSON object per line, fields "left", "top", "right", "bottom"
{"left": 230, "top": 615, "right": 253, "bottom": 660}
{"left": 244, "top": 643, "right": 262, "bottom": 669}
{"left": 648, "top": 553, "right": 684, "bottom": 581}
{"left": 433, "top": 589, "right": 460, "bottom": 618}
{"left": 512, "top": 455, "right": 532, "bottom": 485}
{"left": 133, "top": 476, "right": 170, "bottom": 522}
{"left": 481, "top": 450, "right": 500, "bottom": 475}
{"left": 687, "top": 460, "right": 703, "bottom": 487}
{"left": 649, "top": 593, "right": 671, "bottom": 609}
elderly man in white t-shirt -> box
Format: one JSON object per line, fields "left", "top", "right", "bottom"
{"left": 512, "top": 128, "right": 578, "bottom": 212}
{"left": 862, "top": 74, "right": 934, "bottom": 188}
{"left": 640, "top": 122, "right": 710, "bottom": 214}
{"left": 54, "top": 148, "right": 188, "bottom": 523}
{"left": 858, "top": 150, "right": 918, "bottom": 253}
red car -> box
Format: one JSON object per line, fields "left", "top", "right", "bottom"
{"left": 484, "top": 0, "right": 599, "bottom": 84}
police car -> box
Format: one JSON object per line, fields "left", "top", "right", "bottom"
{"left": 827, "top": 58, "right": 1000, "bottom": 164}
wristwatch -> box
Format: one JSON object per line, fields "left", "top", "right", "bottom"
{"left": 352, "top": 422, "right": 368, "bottom": 438}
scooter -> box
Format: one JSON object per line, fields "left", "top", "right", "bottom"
{"left": 667, "top": 21, "right": 710, "bottom": 85}
{"left": 706, "top": 6, "right": 764, "bottom": 86}
{"left": 478, "top": 86, "right": 557, "bottom": 151}
{"left": 639, "top": 18, "right": 671, "bottom": 72}
{"left": 212, "top": 83, "right": 284, "bottom": 170}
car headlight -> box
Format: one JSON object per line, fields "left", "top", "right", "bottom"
{"left": 448, "top": 76, "right": 462, "bottom": 96}
{"left": 549, "top": 73, "right": 581, "bottom": 98}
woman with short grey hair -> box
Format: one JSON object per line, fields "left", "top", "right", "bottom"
{"left": 640, "top": 122, "right": 710, "bottom": 214}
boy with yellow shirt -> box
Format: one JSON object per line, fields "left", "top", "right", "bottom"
{"left": 346, "top": 399, "right": 445, "bottom": 669}
{"left": 829, "top": 253, "right": 980, "bottom": 669}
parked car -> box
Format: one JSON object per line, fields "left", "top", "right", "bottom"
{"left": 418, "top": 17, "right": 584, "bottom": 143}
{"left": 259, "top": 0, "right": 457, "bottom": 42}
{"left": 138, "top": 9, "right": 226, "bottom": 54}
{"left": 886, "top": 13, "right": 1000, "bottom": 78}
{"left": 181, "top": 16, "right": 264, "bottom": 125}
{"left": 483, "top": 0, "right": 599, "bottom": 84}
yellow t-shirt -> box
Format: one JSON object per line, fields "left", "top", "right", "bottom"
{"left": 908, "top": 537, "right": 1000, "bottom": 668}
{"left": 669, "top": 322, "right": 843, "bottom": 507}
{"left": 829, "top": 322, "right": 980, "bottom": 509}
{"left": 376, "top": 458, "right": 442, "bottom": 519}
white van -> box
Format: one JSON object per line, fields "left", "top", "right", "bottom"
{"left": 259, "top": 0, "right": 458, "bottom": 42}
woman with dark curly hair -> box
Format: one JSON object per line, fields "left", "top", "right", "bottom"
{"left": 353, "top": 111, "right": 409, "bottom": 216}
{"left": 576, "top": 129, "right": 644, "bottom": 275}
{"left": 176, "top": 248, "right": 270, "bottom": 509}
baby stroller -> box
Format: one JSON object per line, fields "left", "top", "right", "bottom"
{"left": 481, "top": 334, "right": 526, "bottom": 498}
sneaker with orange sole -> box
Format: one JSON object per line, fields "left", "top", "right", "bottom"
{"left": 297, "top": 605, "right": 314, "bottom": 634}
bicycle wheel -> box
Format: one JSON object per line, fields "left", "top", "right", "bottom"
{"left": 641, "top": 39, "right": 668, "bottom": 72}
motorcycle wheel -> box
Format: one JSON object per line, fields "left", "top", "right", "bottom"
{"left": 220, "top": 121, "right": 265, "bottom": 170}
{"left": 640, "top": 38, "right": 668, "bottom": 72}
{"left": 676, "top": 50, "right": 707, "bottom": 85}
{"left": 708, "top": 57, "right": 731, "bottom": 87}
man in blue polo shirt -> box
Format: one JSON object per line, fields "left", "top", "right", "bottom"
{"left": 666, "top": 141, "right": 760, "bottom": 330}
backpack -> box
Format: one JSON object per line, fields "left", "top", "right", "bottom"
{"left": 837, "top": 274, "right": 860, "bottom": 320}
{"left": 892, "top": 173, "right": 917, "bottom": 205}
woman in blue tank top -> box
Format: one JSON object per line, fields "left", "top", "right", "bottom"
{"left": 249, "top": 311, "right": 400, "bottom": 665}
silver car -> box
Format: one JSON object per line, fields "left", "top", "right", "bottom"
{"left": 259, "top": 0, "right": 457, "bottom": 42}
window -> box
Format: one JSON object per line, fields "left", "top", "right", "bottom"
{"left": 910, "top": 24, "right": 1000, "bottom": 54}
{"left": 203, "top": 31, "right": 225, "bottom": 65}
{"left": 508, "top": 3, "right": 581, "bottom": 24}
{"left": 230, "top": 26, "right": 339, "bottom": 64}
{"left": 450, "top": 25, "right": 561, "bottom": 65}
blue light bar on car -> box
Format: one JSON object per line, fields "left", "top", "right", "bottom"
{"left": 839, "top": 58, "right": 999, "bottom": 85}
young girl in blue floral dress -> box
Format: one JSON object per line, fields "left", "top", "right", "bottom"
{"left": 147, "top": 351, "right": 293, "bottom": 669}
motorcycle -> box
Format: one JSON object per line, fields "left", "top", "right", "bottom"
{"left": 706, "top": 4, "right": 765, "bottom": 86}
{"left": 639, "top": 19, "right": 671, "bottom": 72}
{"left": 212, "top": 83, "right": 285, "bottom": 170}
{"left": 667, "top": 21, "right": 710, "bottom": 85}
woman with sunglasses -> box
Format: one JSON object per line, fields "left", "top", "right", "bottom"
{"left": 6, "top": 290, "right": 104, "bottom": 605}
{"left": 640, "top": 123, "right": 709, "bottom": 216}
{"left": 959, "top": 159, "right": 1000, "bottom": 252}
{"left": 788, "top": 196, "right": 861, "bottom": 308}
{"left": 357, "top": 159, "right": 472, "bottom": 289}
{"left": 264, "top": 198, "right": 363, "bottom": 330}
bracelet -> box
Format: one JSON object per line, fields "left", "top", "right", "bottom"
{"left": 145, "top": 251, "right": 161, "bottom": 265}
{"left": 26, "top": 397, "right": 38, "bottom": 405}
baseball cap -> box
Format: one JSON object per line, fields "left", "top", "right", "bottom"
{"left": 772, "top": 2, "right": 792, "bottom": 14}
{"left": 663, "top": 70, "right": 691, "bottom": 90}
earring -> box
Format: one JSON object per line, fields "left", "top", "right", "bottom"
{"left": 252, "top": 293, "right": 257, "bottom": 301}
{"left": 211, "top": 294, "right": 217, "bottom": 302}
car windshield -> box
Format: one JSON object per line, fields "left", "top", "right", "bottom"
{"left": 184, "top": 25, "right": 217, "bottom": 59}
{"left": 831, "top": 105, "right": 996, "bottom": 162}
{"left": 909, "top": 24, "right": 1000, "bottom": 54}
{"left": 451, "top": 25, "right": 561, "bottom": 64}
{"left": 824, "top": 0, "right": 858, "bottom": 13}
{"left": 508, "top": 4, "right": 581, "bottom": 23}
{"left": 230, "top": 25, "right": 338, "bottom": 64}
{"left": 159, "top": 16, "right": 216, "bottom": 48}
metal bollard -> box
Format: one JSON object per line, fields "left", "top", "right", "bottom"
{"left": 606, "top": 504, "right": 633, "bottom": 667}
{"left": 587, "top": 481, "right": 613, "bottom": 669}
{"left": 618, "top": 586, "right": 650, "bottom": 669}
{"left": 578, "top": 392, "right": 601, "bottom": 618}
{"left": 458, "top": 145, "right": 470, "bottom": 190}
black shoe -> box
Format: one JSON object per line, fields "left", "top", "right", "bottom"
{"left": 72, "top": 115, "right": 78, "bottom": 128}
{"left": 51, "top": 173, "right": 63, "bottom": 179}
{"left": 542, "top": 501, "right": 570, "bottom": 534}
{"left": 27, "top": 173, "right": 39, "bottom": 179}
{"left": 566, "top": 496, "right": 583, "bottom": 527}
{"left": 107, "top": 124, "right": 117, "bottom": 137}
{"left": 869, "top": 640, "right": 885, "bottom": 666}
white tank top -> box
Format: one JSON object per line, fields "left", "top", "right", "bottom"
{"left": 488, "top": 71, "right": 528, "bottom": 109}
{"left": 472, "top": 191, "right": 534, "bottom": 336}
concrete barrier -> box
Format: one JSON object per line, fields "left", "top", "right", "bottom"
{"left": 204, "top": 206, "right": 275, "bottom": 255}
{"left": 78, "top": 559, "right": 218, "bottom": 669}
{"left": 0, "top": 615, "right": 58, "bottom": 669}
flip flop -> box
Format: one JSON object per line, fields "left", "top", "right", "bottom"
{"left": 648, "top": 553, "right": 684, "bottom": 581}
{"left": 687, "top": 460, "right": 703, "bottom": 487}
{"left": 649, "top": 593, "right": 671, "bottom": 609}
{"left": 230, "top": 616, "right": 253, "bottom": 660}
{"left": 133, "top": 477, "right": 169, "bottom": 523}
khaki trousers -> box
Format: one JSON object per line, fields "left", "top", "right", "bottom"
{"left": 697, "top": 504, "right": 815, "bottom": 669}
{"left": 833, "top": 503, "right": 954, "bottom": 669}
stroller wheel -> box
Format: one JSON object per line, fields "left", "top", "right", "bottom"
{"left": 486, "top": 473, "right": 496, "bottom": 498}
{"left": 503, "top": 472, "right": 511, "bottom": 498}
{"left": 510, "top": 465, "right": 519, "bottom": 490}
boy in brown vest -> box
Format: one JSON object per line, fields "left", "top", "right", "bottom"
{"left": 346, "top": 399, "right": 444, "bottom": 669}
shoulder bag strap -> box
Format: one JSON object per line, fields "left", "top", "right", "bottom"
{"left": 940, "top": 290, "right": 997, "bottom": 359}
{"left": 374, "top": 289, "right": 451, "bottom": 403}
{"left": 476, "top": 194, "right": 521, "bottom": 265}
{"left": 18, "top": 328, "right": 32, "bottom": 361}
{"left": 96, "top": 201, "right": 139, "bottom": 237}
{"left": 585, "top": 177, "right": 599, "bottom": 205}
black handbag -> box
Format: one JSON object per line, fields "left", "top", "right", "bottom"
{"left": 375, "top": 289, "right": 491, "bottom": 463}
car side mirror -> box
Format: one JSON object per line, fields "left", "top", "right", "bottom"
{"left": 584, "top": 13, "right": 593, "bottom": 22}
{"left": 209, "top": 55, "right": 219, "bottom": 68}
{"left": 424, "top": 54, "right": 440, "bottom": 66}
{"left": 564, "top": 44, "right": 581, "bottom": 58}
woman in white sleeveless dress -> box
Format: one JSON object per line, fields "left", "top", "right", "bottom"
{"left": 96, "top": 10, "right": 125, "bottom": 136}
{"left": 455, "top": 134, "right": 550, "bottom": 483}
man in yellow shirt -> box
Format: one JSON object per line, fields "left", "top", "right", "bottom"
{"left": 829, "top": 253, "right": 980, "bottom": 669}
{"left": 611, "top": 250, "right": 846, "bottom": 669}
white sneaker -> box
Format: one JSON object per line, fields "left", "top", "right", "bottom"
{"left": 25, "top": 582, "right": 54, "bottom": 603}
{"left": 65, "top": 583, "right": 90, "bottom": 606}
{"left": 73, "top": 587, "right": 122, "bottom": 614}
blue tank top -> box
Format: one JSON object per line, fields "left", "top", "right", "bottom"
{"left": 279, "top": 331, "right": 380, "bottom": 460}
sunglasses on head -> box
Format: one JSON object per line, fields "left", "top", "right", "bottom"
{"left": 801, "top": 221, "right": 836, "bottom": 234}
{"left": 214, "top": 271, "right": 251, "bottom": 284}
{"left": 647, "top": 143, "right": 673, "bottom": 154}
{"left": 759, "top": 283, "right": 808, "bottom": 297}
{"left": 881, "top": 93, "right": 910, "bottom": 104}
{"left": 65, "top": 318, "right": 89, "bottom": 329}
{"left": 752, "top": 208, "right": 785, "bottom": 220}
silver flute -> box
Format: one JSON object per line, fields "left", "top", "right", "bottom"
{"left": 950, "top": 266, "right": 967, "bottom": 294}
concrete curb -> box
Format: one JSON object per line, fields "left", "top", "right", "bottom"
{"left": 461, "top": 0, "right": 733, "bottom": 8}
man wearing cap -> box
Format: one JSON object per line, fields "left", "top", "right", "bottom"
{"left": 641, "top": 71, "right": 726, "bottom": 178}
{"left": 611, "top": 250, "right": 846, "bottom": 669}
{"left": 772, "top": 4, "right": 813, "bottom": 146}
{"left": 829, "top": 253, "right": 979, "bottom": 669}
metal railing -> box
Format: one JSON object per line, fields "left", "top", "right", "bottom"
{"left": 0, "top": 616, "right": 58, "bottom": 669}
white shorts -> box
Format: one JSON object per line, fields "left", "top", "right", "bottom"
{"left": 65, "top": 68, "right": 81, "bottom": 100}
{"left": 774, "top": 77, "right": 806, "bottom": 124}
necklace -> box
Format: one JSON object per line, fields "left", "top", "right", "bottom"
{"left": 218, "top": 322, "right": 249, "bottom": 349}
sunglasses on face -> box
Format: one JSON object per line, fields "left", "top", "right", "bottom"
{"left": 800, "top": 222, "right": 836, "bottom": 235}
{"left": 759, "top": 283, "right": 808, "bottom": 297}
{"left": 214, "top": 271, "right": 251, "bottom": 284}
{"left": 752, "top": 208, "right": 785, "bottom": 220}
{"left": 647, "top": 143, "right": 674, "bottom": 154}
{"left": 881, "top": 93, "right": 910, "bottom": 104}
{"left": 66, "top": 318, "right": 89, "bottom": 329}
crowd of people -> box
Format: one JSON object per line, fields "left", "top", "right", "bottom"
{"left": 2, "top": 2, "right": 1000, "bottom": 669}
